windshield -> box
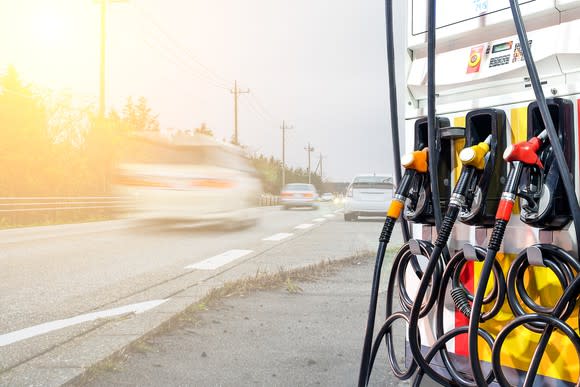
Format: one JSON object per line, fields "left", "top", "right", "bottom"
{"left": 352, "top": 176, "right": 392, "bottom": 189}
{"left": 284, "top": 184, "right": 313, "bottom": 191}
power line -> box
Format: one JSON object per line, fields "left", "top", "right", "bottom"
{"left": 130, "top": 2, "right": 231, "bottom": 89}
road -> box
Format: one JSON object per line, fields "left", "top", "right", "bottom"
{"left": 0, "top": 202, "right": 398, "bottom": 386}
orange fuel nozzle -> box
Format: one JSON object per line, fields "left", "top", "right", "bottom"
{"left": 459, "top": 136, "right": 491, "bottom": 170}
{"left": 401, "top": 148, "right": 429, "bottom": 173}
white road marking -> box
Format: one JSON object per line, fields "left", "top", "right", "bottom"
{"left": 294, "top": 223, "right": 314, "bottom": 230}
{"left": 262, "top": 233, "right": 293, "bottom": 241}
{"left": 323, "top": 214, "right": 335, "bottom": 218}
{"left": 0, "top": 299, "right": 167, "bottom": 347}
{"left": 312, "top": 218, "right": 326, "bottom": 222}
{"left": 185, "top": 249, "right": 253, "bottom": 270}
{"left": 334, "top": 209, "right": 344, "bottom": 214}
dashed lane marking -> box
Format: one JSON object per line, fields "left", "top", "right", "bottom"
{"left": 294, "top": 223, "right": 314, "bottom": 230}
{"left": 185, "top": 249, "right": 254, "bottom": 270}
{"left": 262, "top": 233, "right": 293, "bottom": 241}
{"left": 312, "top": 218, "right": 326, "bottom": 222}
{"left": 323, "top": 214, "right": 335, "bottom": 218}
{"left": 0, "top": 299, "right": 168, "bottom": 347}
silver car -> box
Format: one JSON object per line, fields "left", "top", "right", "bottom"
{"left": 280, "top": 183, "right": 319, "bottom": 210}
{"left": 344, "top": 174, "right": 392, "bottom": 221}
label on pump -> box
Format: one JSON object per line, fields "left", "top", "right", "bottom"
{"left": 467, "top": 45, "right": 484, "bottom": 73}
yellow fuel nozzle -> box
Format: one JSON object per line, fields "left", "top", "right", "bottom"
{"left": 459, "top": 136, "right": 491, "bottom": 170}
{"left": 401, "top": 148, "right": 429, "bottom": 173}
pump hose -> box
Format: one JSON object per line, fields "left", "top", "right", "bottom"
{"left": 410, "top": 246, "right": 505, "bottom": 386}
{"left": 364, "top": 239, "right": 440, "bottom": 384}
{"left": 491, "top": 271, "right": 580, "bottom": 387}
{"left": 506, "top": 244, "right": 579, "bottom": 333}
{"left": 384, "top": 0, "right": 410, "bottom": 243}
{"left": 467, "top": 218, "right": 508, "bottom": 386}
{"left": 357, "top": 217, "right": 397, "bottom": 386}
{"left": 508, "top": 0, "right": 580, "bottom": 249}
{"left": 406, "top": 205, "right": 462, "bottom": 386}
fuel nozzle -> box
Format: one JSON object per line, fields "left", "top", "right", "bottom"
{"left": 503, "top": 132, "right": 544, "bottom": 169}
{"left": 401, "top": 148, "right": 429, "bottom": 173}
{"left": 459, "top": 135, "right": 492, "bottom": 170}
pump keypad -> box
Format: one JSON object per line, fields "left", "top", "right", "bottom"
{"left": 489, "top": 55, "right": 510, "bottom": 68}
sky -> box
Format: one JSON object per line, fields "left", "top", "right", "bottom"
{"left": 0, "top": 0, "right": 400, "bottom": 181}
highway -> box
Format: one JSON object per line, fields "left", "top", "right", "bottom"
{"left": 0, "top": 202, "right": 392, "bottom": 386}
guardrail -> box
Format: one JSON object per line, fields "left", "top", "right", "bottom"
{"left": 0, "top": 195, "right": 280, "bottom": 213}
{"left": 0, "top": 197, "right": 136, "bottom": 212}
{"left": 258, "top": 194, "right": 280, "bottom": 207}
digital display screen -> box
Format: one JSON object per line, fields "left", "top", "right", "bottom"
{"left": 492, "top": 41, "right": 513, "bottom": 53}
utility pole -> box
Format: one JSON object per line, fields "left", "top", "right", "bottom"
{"left": 96, "top": 0, "right": 127, "bottom": 120}
{"left": 305, "top": 142, "right": 315, "bottom": 184}
{"left": 99, "top": 0, "right": 106, "bottom": 120}
{"left": 281, "top": 120, "right": 294, "bottom": 188}
{"left": 230, "top": 80, "right": 250, "bottom": 145}
{"left": 319, "top": 153, "right": 324, "bottom": 181}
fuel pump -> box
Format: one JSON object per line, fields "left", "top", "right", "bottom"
{"left": 519, "top": 98, "right": 575, "bottom": 229}
{"left": 406, "top": 135, "right": 496, "bottom": 386}
{"left": 404, "top": 116, "right": 454, "bottom": 224}
{"left": 459, "top": 109, "right": 508, "bottom": 227}
{"left": 357, "top": 143, "right": 433, "bottom": 387}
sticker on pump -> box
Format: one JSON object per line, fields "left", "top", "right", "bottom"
{"left": 467, "top": 45, "right": 484, "bottom": 74}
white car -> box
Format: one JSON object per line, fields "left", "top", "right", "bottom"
{"left": 320, "top": 192, "right": 335, "bottom": 202}
{"left": 114, "top": 132, "right": 262, "bottom": 227}
{"left": 280, "top": 183, "right": 320, "bottom": 210}
{"left": 343, "top": 174, "right": 393, "bottom": 221}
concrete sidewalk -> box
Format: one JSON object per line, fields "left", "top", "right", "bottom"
{"left": 77, "top": 252, "right": 436, "bottom": 387}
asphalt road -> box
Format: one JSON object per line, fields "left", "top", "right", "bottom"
{"left": 0, "top": 202, "right": 401, "bottom": 386}
{"left": 82, "top": 253, "right": 416, "bottom": 387}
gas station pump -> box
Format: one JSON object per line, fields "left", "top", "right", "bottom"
{"left": 404, "top": 116, "right": 456, "bottom": 224}
{"left": 359, "top": 0, "right": 580, "bottom": 386}
{"left": 458, "top": 109, "right": 508, "bottom": 227}
{"left": 520, "top": 98, "right": 575, "bottom": 229}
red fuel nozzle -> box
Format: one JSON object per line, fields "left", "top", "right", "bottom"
{"left": 503, "top": 136, "right": 543, "bottom": 168}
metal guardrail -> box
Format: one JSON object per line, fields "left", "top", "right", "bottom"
{"left": 0, "top": 195, "right": 280, "bottom": 213}
{"left": 0, "top": 197, "right": 135, "bottom": 213}
{"left": 258, "top": 194, "right": 280, "bottom": 207}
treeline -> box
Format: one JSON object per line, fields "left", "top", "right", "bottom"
{"left": 0, "top": 66, "right": 158, "bottom": 197}
{"left": 250, "top": 154, "right": 322, "bottom": 194}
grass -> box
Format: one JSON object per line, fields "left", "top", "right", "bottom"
{"left": 67, "top": 250, "right": 377, "bottom": 386}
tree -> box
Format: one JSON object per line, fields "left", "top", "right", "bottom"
{"left": 122, "top": 96, "right": 159, "bottom": 132}
{"left": 194, "top": 122, "right": 214, "bottom": 137}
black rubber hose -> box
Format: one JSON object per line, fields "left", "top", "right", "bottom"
{"left": 384, "top": 0, "right": 410, "bottom": 243}
{"left": 413, "top": 326, "right": 496, "bottom": 387}
{"left": 358, "top": 217, "right": 396, "bottom": 386}
{"left": 468, "top": 219, "right": 508, "bottom": 386}
{"left": 407, "top": 206, "right": 461, "bottom": 386}
{"left": 506, "top": 245, "right": 579, "bottom": 333}
{"left": 426, "top": 0, "right": 451, "bottom": 266}
{"left": 504, "top": 249, "right": 580, "bottom": 387}
{"left": 364, "top": 240, "right": 435, "bottom": 384}
{"left": 491, "top": 313, "right": 580, "bottom": 387}
{"left": 509, "top": 0, "right": 580, "bottom": 250}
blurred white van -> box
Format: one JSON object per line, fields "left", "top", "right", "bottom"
{"left": 114, "top": 132, "right": 262, "bottom": 227}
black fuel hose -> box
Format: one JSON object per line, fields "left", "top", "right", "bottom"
{"left": 497, "top": 244, "right": 580, "bottom": 387}
{"left": 508, "top": 0, "right": 580, "bottom": 249}
{"left": 506, "top": 244, "right": 579, "bottom": 333}
{"left": 407, "top": 167, "right": 478, "bottom": 385}
{"left": 491, "top": 294, "right": 580, "bottom": 387}
{"left": 358, "top": 170, "right": 419, "bottom": 386}
{"left": 385, "top": 0, "right": 410, "bottom": 243}
{"left": 432, "top": 248, "right": 503, "bottom": 386}
{"left": 365, "top": 240, "right": 439, "bottom": 384}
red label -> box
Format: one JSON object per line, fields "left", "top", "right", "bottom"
{"left": 467, "top": 45, "right": 484, "bottom": 74}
